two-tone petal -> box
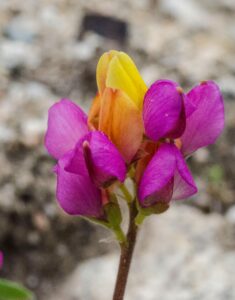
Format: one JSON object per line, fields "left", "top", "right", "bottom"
{"left": 143, "top": 80, "right": 186, "bottom": 141}
{"left": 45, "top": 99, "right": 88, "bottom": 159}
{"left": 97, "top": 50, "right": 147, "bottom": 109}
{"left": 181, "top": 81, "right": 225, "bottom": 156}
{"left": 89, "top": 51, "right": 147, "bottom": 162}
{"left": 55, "top": 151, "right": 103, "bottom": 217}
{"left": 97, "top": 88, "right": 144, "bottom": 162}
{"left": 138, "top": 143, "right": 197, "bottom": 207}
{"left": 66, "top": 130, "right": 127, "bottom": 187}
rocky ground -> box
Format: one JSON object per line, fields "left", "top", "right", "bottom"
{"left": 0, "top": 0, "right": 235, "bottom": 299}
{"left": 50, "top": 205, "right": 235, "bottom": 300}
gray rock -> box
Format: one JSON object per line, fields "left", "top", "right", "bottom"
{"left": 50, "top": 205, "right": 235, "bottom": 300}
{"left": 226, "top": 205, "right": 235, "bottom": 224}
{"left": 4, "top": 16, "right": 39, "bottom": 42}
{"left": 159, "top": 0, "right": 210, "bottom": 29}
{"left": 0, "top": 41, "right": 40, "bottom": 70}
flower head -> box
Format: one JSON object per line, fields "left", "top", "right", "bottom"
{"left": 138, "top": 80, "right": 224, "bottom": 207}
{"left": 45, "top": 50, "right": 225, "bottom": 222}
{"left": 45, "top": 99, "right": 126, "bottom": 218}
{"left": 88, "top": 51, "right": 147, "bottom": 162}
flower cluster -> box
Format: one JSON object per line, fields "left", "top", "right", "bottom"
{"left": 45, "top": 50, "right": 224, "bottom": 225}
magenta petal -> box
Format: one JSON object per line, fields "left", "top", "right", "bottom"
{"left": 138, "top": 143, "right": 176, "bottom": 207}
{"left": 55, "top": 151, "right": 103, "bottom": 217}
{"left": 181, "top": 81, "right": 225, "bottom": 156}
{"left": 172, "top": 147, "right": 197, "bottom": 200}
{"left": 143, "top": 80, "right": 186, "bottom": 141}
{"left": 66, "top": 131, "right": 127, "bottom": 187}
{"left": 138, "top": 143, "right": 197, "bottom": 207}
{"left": 45, "top": 99, "right": 89, "bottom": 159}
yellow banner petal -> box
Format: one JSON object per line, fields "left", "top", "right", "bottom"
{"left": 96, "top": 51, "right": 147, "bottom": 109}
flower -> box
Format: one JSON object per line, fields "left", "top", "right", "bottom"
{"left": 88, "top": 50, "right": 147, "bottom": 162}
{"left": 0, "top": 251, "right": 3, "bottom": 269}
{"left": 45, "top": 51, "right": 225, "bottom": 220}
{"left": 45, "top": 99, "right": 126, "bottom": 218}
{"left": 138, "top": 80, "right": 224, "bottom": 207}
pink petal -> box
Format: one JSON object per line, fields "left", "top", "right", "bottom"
{"left": 143, "top": 80, "right": 186, "bottom": 141}
{"left": 181, "top": 81, "right": 225, "bottom": 156}
{"left": 138, "top": 143, "right": 176, "bottom": 207}
{"left": 138, "top": 143, "right": 197, "bottom": 207}
{"left": 172, "top": 147, "right": 197, "bottom": 200}
{"left": 66, "top": 131, "right": 126, "bottom": 187}
{"left": 55, "top": 151, "right": 103, "bottom": 217}
{"left": 45, "top": 99, "right": 89, "bottom": 159}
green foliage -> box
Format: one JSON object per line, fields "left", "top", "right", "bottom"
{"left": 0, "top": 279, "right": 35, "bottom": 300}
{"left": 208, "top": 164, "right": 224, "bottom": 183}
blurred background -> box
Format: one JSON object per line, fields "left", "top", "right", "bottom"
{"left": 0, "top": 0, "right": 235, "bottom": 299}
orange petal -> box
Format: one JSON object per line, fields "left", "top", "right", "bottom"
{"left": 99, "top": 88, "right": 144, "bottom": 162}
{"left": 135, "top": 140, "right": 159, "bottom": 184}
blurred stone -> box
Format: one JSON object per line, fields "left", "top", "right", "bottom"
{"left": 159, "top": 0, "right": 210, "bottom": 29}
{"left": 0, "top": 41, "right": 40, "bottom": 70}
{"left": 50, "top": 206, "right": 235, "bottom": 300}
{"left": 226, "top": 206, "right": 235, "bottom": 224}
{"left": 218, "top": 76, "right": 235, "bottom": 98}
{"left": 79, "top": 13, "right": 128, "bottom": 45}
{"left": 4, "top": 16, "right": 39, "bottom": 42}
{"left": 193, "top": 148, "right": 210, "bottom": 163}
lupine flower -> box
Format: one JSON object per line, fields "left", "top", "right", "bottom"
{"left": 88, "top": 50, "right": 147, "bottom": 162}
{"left": 45, "top": 99, "right": 126, "bottom": 218}
{"left": 0, "top": 251, "right": 3, "bottom": 269}
{"left": 138, "top": 80, "right": 224, "bottom": 207}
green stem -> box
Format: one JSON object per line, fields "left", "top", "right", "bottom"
{"left": 119, "top": 184, "right": 133, "bottom": 203}
{"left": 113, "top": 227, "right": 127, "bottom": 244}
{"left": 112, "top": 202, "right": 138, "bottom": 300}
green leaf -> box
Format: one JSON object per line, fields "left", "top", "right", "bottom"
{"left": 0, "top": 279, "right": 35, "bottom": 300}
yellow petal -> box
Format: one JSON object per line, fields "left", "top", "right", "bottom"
{"left": 96, "top": 51, "right": 147, "bottom": 109}
{"left": 99, "top": 88, "right": 144, "bottom": 162}
{"left": 96, "top": 50, "right": 119, "bottom": 95}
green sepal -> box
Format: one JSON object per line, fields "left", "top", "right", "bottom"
{"left": 104, "top": 201, "right": 122, "bottom": 229}
{"left": 83, "top": 216, "right": 111, "bottom": 229}
{"left": 119, "top": 184, "right": 133, "bottom": 203}
{"left": 84, "top": 195, "right": 126, "bottom": 244}
{"left": 0, "top": 279, "right": 35, "bottom": 300}
{"left": 135, "top": 201, "right": 169, "bottom": 225}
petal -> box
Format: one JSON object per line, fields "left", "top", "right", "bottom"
{"left": 96, "top": 50, "right": 118, "bottom": 95}
{"left": 66, "top": 131, "right": 127, "bottom": 187}
{"left": 143, "top": 80, "right": 186, "bottom": 141}
{"left": 181, "top": 81, "right": 225, "bottom": 156}
{"left": 99, "top": 88, "right": 144, "bottom": 162}
{"left": 138, "top": 143, "right": 176, "bottom": 207}
{"left": 172, "top": 147, "right": 197, "bottom": 200}
{"left": 97, "top": 51, "right": 147, "bottom": 109}
{"left": 55, "top": 151, "right": 103, "bottom": 217}
{"left": 45, "top": 99, "right": 88, "bottom": 159}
